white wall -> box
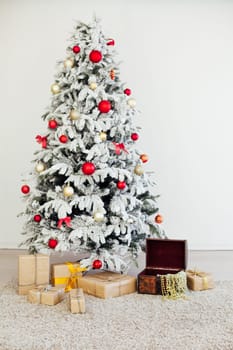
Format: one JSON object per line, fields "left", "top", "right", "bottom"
{"left": 0, "top": 0, "right": 233, "bottom": 249}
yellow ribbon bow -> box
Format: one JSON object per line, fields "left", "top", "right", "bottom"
{"left": 64, "top": 262, "right": 87, "bottom": 292}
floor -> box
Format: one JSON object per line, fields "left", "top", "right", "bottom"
{"left": 0, "top": 249, "right": 232, "bottom": 286}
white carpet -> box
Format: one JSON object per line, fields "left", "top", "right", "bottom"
{"left": 0, "top": 280, "right": 233, "bottom": 350}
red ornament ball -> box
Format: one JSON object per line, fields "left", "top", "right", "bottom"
{"left": 131, "top": 133, "right": 139, "bottom": 141}
{"left": 21, "top": 185, "right": 30, "bottom": 194}
{"left": 98, "top": 100, "right": 111, "bottom": 113}
{"left": 89, "top": 50, "right": 102, "bottom": 63}
{"left": 107, "top": 39, "right": 115, "bottom": 46}
{"left": 72, "top": 45, "right": 80, "bottom": 54}
{"left": 124, "top": 88, "right": 131, "bottom": 96}
{"left": 82, "top": 162, "right": 96, "bottom": 175}
{"left": 117, "top": 181, "right": 126, "bottom": 190}
{"left": 92, "top": 259, "right": 102, "bottom": 269}
{"left": 140, "top": 154, "right": 149, "bottom": 163}
{"left": 48, "top": 119, "right": 58, "bottom": 129}
{"left": 59, "top": 135, "right": 68, "bottom": 143}
{"left": 155, "top": 214, "right": 163, "bottom": 224}
{"left": 48, "top": 238, "right": 58, "bottom": 249}
{"left": 34, "top": 214, "right": 42, "bottom": 223}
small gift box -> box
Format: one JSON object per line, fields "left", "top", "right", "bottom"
{"left": 186, "top": 269, "right": 214, "bottom": 291}
{"left": 27, "top": 286, "right": 65, "bottom": 305}
{"left": 18, "top": 254, "right": 50, "bottom": 295}
{"left": 78, "top": 271, "right": 136, "bottom": 299}
{"left": 69, "top": 288, "right": 85, "bottom": 314}
{"left": 51, "top": 262, "right": 87, "bottom": 291}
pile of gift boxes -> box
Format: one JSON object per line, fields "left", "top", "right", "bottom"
{"left": 18, "top": 239, "right": 215, "bottom": 314}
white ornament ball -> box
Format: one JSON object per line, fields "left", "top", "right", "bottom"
{"left": 64, "top": 58, "right": 74, "bottom": 69}
{"left": 134, "top": 165, "right": 144, "bottom": 175}
{"left": 63, "top": 185, "right": 74, "bottom": 197}
{"left": 51, "top": 83, "right": 60, "bottom": 94}
{"left": 94, "top": 212, "right": 105, "bottom": 222}
{"left": 69, "top": 109, "right": 80, "bottom": 121}
{"left": 35, "top": 162, "right": 46, "bottom": 173}
{"left": 89, "top": 82, "right": 97, "bottom": 90}
{"left": 99, "top": 132, "right": 107, "bottom": 141}
{"left": 127, "top": 98, "right": 136, "bottom": 108}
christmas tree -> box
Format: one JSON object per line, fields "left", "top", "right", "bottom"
{"left": 20, "top": 19, "right": 165, "bottom": 272}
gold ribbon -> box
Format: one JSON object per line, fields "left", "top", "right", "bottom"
{"left": 65, "top": 262, "right": 87, "bottom": 292}
{"left": 187, "top": 269, "right": 209, "bottom": 289}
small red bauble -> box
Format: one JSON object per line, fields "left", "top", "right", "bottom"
{"left": 48, "top": 119, "right": 58, "bottom": 129}
{"left": 107, "top": 39, "right": 115, "bottom": 46}
{"left": 92, "top": 259, "right": 102, "bottom": 269}
{"left": 155, "top": 214, "right": 163, "bottom": 224}
{"left": 89, "top": 50, "right": 102, "bottom": 63}
{"left": 131, "top": 133, "right": 139, "bottom": 141}
{"left": 82, "top": 162, "right": 96, "bottom": 175}
{"left": 140, "top": 154, "right": 149, "bottom": 163}
{"left": 72, "top": 45, "right": 80, "bottom": 54}
{"left": 48, "top": 238, "right": 58, "bottom": 249}
{"left": 59, "top": 135, "right": 68, "bottom": 143}
{"left": 21, "top": 185, "right": 30, "bottom": 194}
{"left": 117, "top": 181, "right": 126, "bottom": 190}
{"left": 34, "top": 214, "right": 42, "bottom": 223}
{"left": 98, "top": 100, "right": 111, "bottom": 113}
{"left": 124, "top": 88, "right": 131, "bottom": 96}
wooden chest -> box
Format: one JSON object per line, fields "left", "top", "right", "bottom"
{"left": 137, "top": 238, "right": 187, "bottom": 295}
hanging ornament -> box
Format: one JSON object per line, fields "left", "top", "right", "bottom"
{"left": 57, "top": 216, "right": 72, "bottom": 228}
{"left": 50, "top": 83, "right": 60, "bottom": 94}
{"left": 33, "top": 214, "right": 42, "bottom": 223}
{"left": 92, "top": 259, "right": 102, "bottom": 269}
{"left": 82, "top": 162, "right": 96, "bottom": 175}
{"left": 48, "top": 238, "right": 58, "bottom": 249}
{"left": 155, "top": 214, "right": 163, "bottom": 224}
{"left": 63, "top": 185, "right": 74, "bottom": 197}
{"left": 107, "top": 39, "right": 115, "bottom": 46}
{"left": 59, "top": 135, "right": 68, "bottom": 143}
{"left": 35, "top": 162, "right": 46, "bottom": 173}
{"left": 124, "top": 88, "right": 131, "bottom": 96}
{"left": 69, "top": 109, "right": 80, "bottom": 121}
{"left": 131, "top": 133, "right": 139, "bottom": 141}
{"left": 48, "top": 119, "right": 58, "bottom": 129}
{"left": 98, "top": 100, "right": 111, "bottom": 113}
{"left": 64, "top": 57, "right": 75, "bottom": 69}
{"left": 134, "top": 165, "right": 144, "bottom": 176}
{"left": 89, "top": 50, "right": 102, "bottom": 63}
{"left": 36, "top": 135, "right": 47, "bottom": 148}
{"left": 72, "top": 45, "right": 80, "bottom": 54}
{"left": 110, "top": 69, "right": 115, "bottom": 80}
{"left": 140, "top": 154, "right": 149, "bottom": 163}
{"left": 127, "top": 98, "right": 136, "bottom": 108}
{"left": 113, "top": 142, "right": 128, "bottom": 155}
{"left": 89, "top": 82, "right": 97, "bottom": 90}
{"left": 21, "top": 185, "right": 30, "bottom": 194}
{"left": 99, "top": 131, "right": 107, "bottom": 141}
{"left": 117, "top": 181, "right": 126, "bottom": 190}
{"left": 93, "top": 212, "right": 105, "bottom": 222}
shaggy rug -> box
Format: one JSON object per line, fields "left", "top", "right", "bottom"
{"left": 0, "top": 281, "right": 232, "bottom": 350}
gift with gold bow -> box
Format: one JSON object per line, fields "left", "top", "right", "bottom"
{"left": 186, "top": 269, "right": 214, "bottom": 291}
{"left": 51, "top": 262, "right": 87, "bottom": 292}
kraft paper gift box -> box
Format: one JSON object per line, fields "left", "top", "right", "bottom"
{"left": 78, "top": 271, "right": 137, "bottom": 299}
{"left": 27, "top": 286, "right": 65, "bottom": 305}
{"left": 51, "top": 262, "right": 86, "bottom": 290}
{"left": 69, "top": 288, "right": 85, "bottom": 314}
{"left": 186, "top": 270, "right": 215, "bottom": 291}
{"left": 18, "top": 254, "right": 50, "bottom": 295}
{"left": 137, "top": 238, "right": 187, "bottom": 295}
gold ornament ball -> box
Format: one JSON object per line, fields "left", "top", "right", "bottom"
{"left": 134, "top": 165, "right": 144, "bottom": 175}
{"left": 63, "top": 185, "right": 74, "bottom": 197}
{"left": 51, "top": 83, "right": 60, "bottom": 94}
{"left": 64, "top": 58, "right": 74, "bottom": 69}
{"left": 69, "top": 109, "right": 80, "bottom": 121}
{"left": 94, "top": 212, "right": 105, "bottom": 222}
{"left": 99, "top": 132, "right": 107, "bottom": 141}
{"left": 89, "top": 82, "right": 97, "bottom": 90}
{"left": 127, "top": 98, "right": 136, "bottom": 108}
{"left": 35, "top": 162, "right": 46, "bottom": 173}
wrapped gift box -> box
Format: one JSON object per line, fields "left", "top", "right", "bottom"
{"left": 27, "top": 286, "right": 64, "bottom": 305}
{"left": 51, "top": 262, "right": 86, "bottom": 290}
{"left": 186, "top": 269, "right": 214, "bottom": 291}
{"left": 78, "top": 271, "right": 136, "bottom": 299}
{"left": 69, "top": 288, "right": 85, "bottom": 314}
{"left": 18, "top": 254, "right": 50, "bottom": 295}
{"left": 137, "top": 238, "right": 187, "bottom": 295}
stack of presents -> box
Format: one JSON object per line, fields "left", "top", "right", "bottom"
{"left": 18, "top": 239, "right": 214, "bottom": 313}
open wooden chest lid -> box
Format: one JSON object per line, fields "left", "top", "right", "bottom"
{"left": 146, "top": 238, "right": 187, "bottom": 270}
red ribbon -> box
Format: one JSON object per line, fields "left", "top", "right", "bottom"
{"left": 57, "top": 217, "right": 72, "bottom": 229}
{"left": 36, "top": 135, "right": 47, "bottom": 148}
{"left": 112, "top": 142, "right": 128, "bottom": 155}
